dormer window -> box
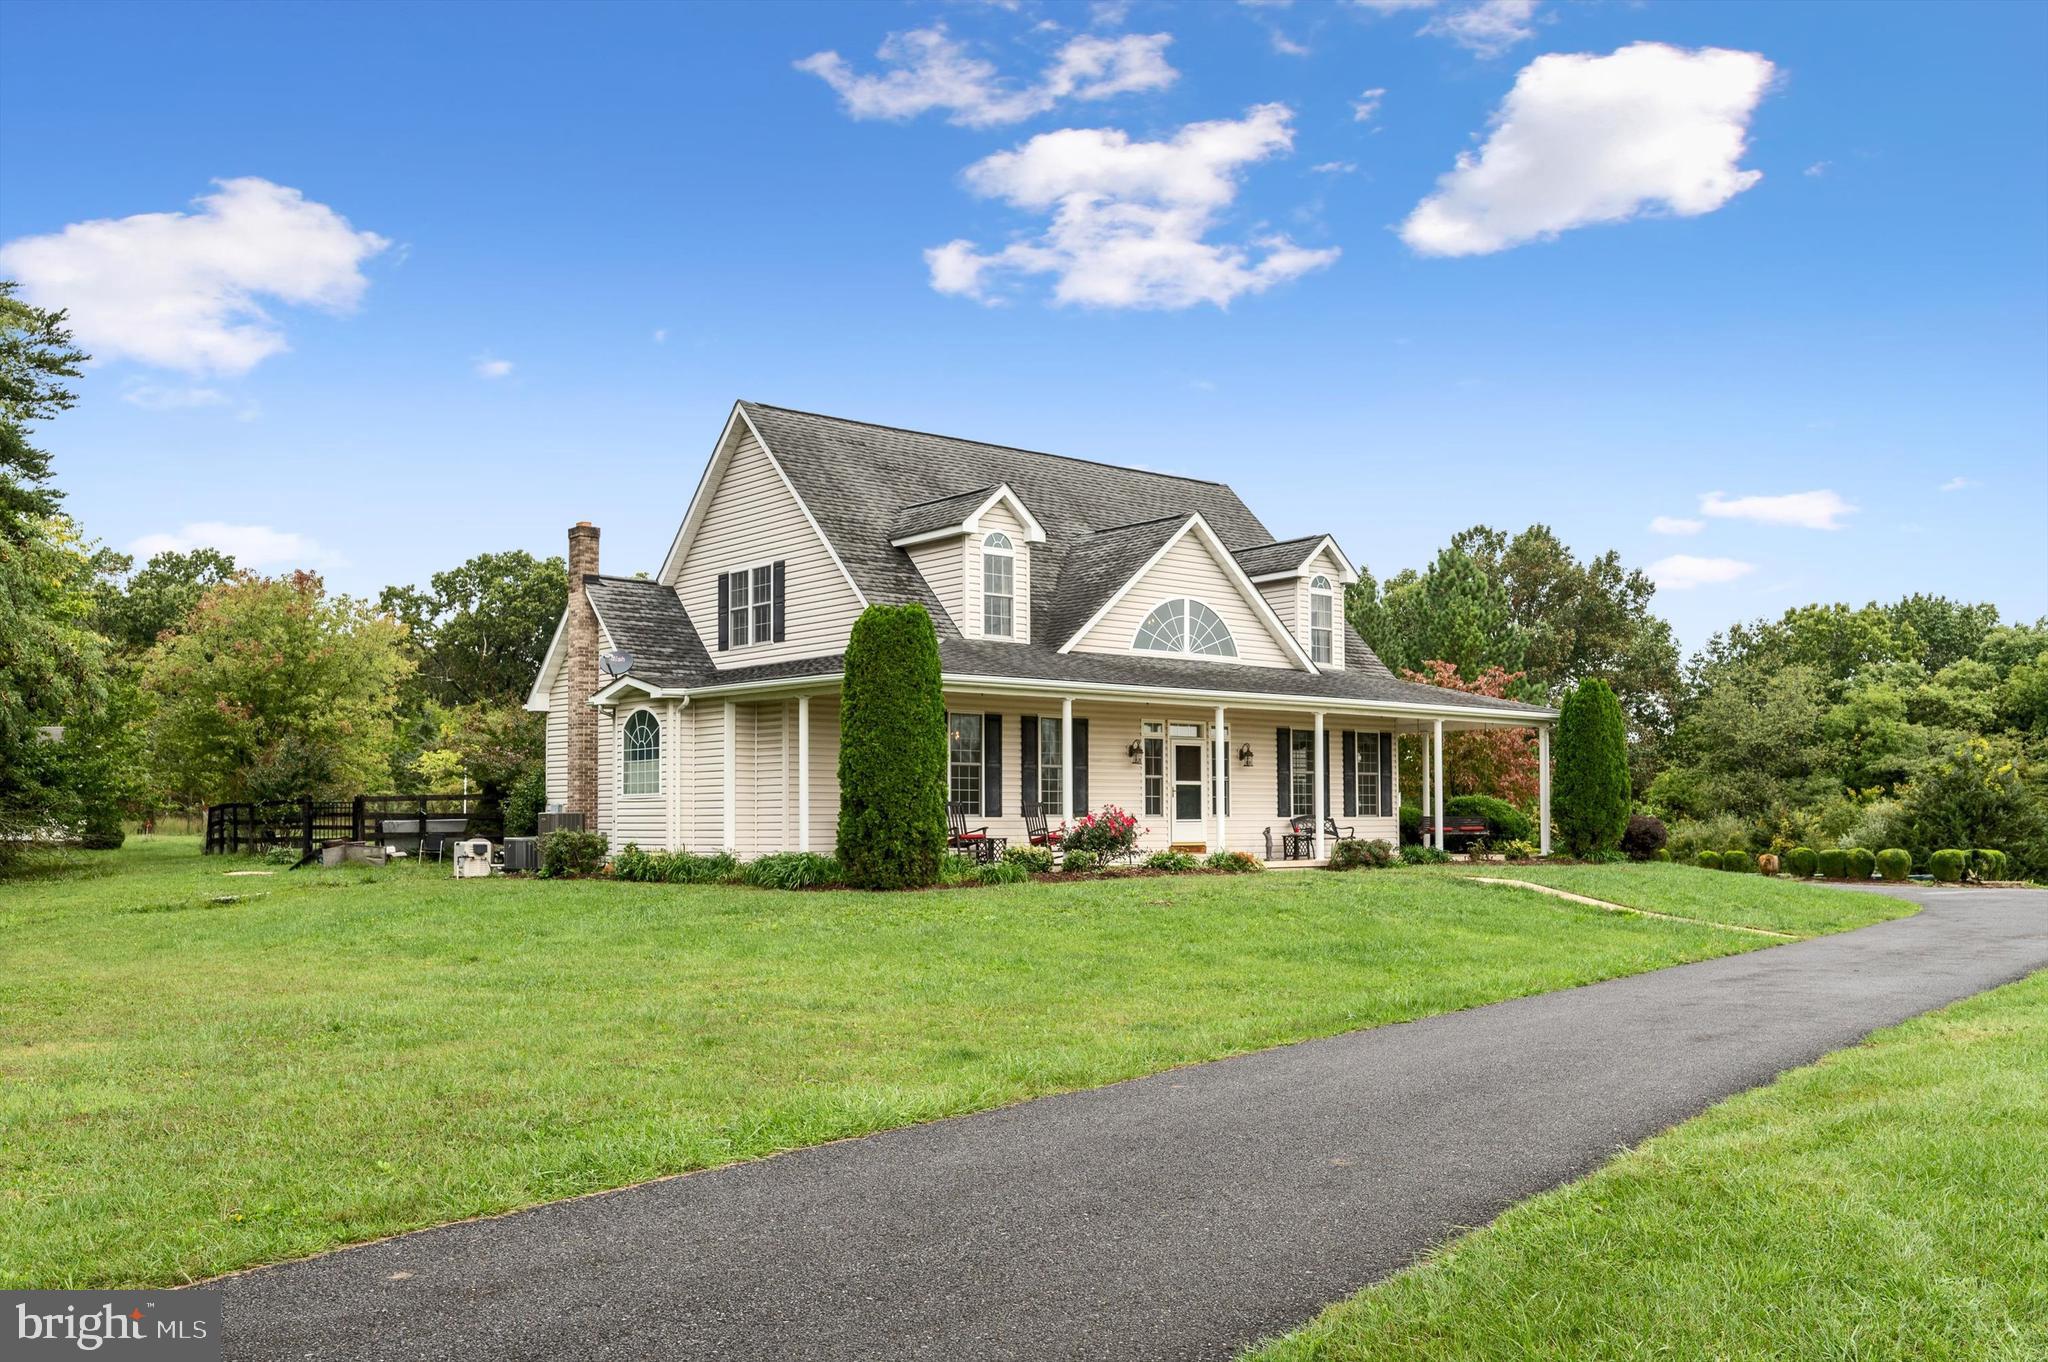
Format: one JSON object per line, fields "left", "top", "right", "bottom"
{"left": 982, "top": 531, "right": 1014, "bottom": 638}
{"left": 1309, "top": 575, "right": 1333, "bottom": 665}
{"left": 1134, "top": 598, "right": 1237, "bottom": 658}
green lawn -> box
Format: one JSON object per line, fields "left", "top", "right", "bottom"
{"left": 1445, "top": 861, "right": 1914, "bottom": 936}
{"left": 2, "top": 840, "right": 1874, "bottom": 1289}
{"left": 1245, "top": 966, "right": 2048, "bottom": 1362}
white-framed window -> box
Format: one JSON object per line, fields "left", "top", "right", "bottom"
{"left": 1141, "top": 721, "right": 1164, "bottom": 817}
{"left": 726, "top": 569, "right": 751, "bottom": 647}
{"left": 1132, "top": 598, "right": 1237, "bottom": 658}
{"left": 750, "top": 564, "right": 774, "bottom": 642}
{"left": 1038, "top": 714, "right": 1063, "bottom": 813}
{"left": 982, "top": 531, "right": 1014, "bottom": 638}
{"left": 622, "top": 710, "right": 661, "bottom": 795}
{"left": 721, "top": 562, "right": 780, "bottom": 649}
{"left": 1290, "top": 727, "right": 1315, "bottom": 819}
{"left": 948, "top": 712, "right": 984, "bottom": 814}
{"left": 1309, "top": 575, "right": 1333, "bottom": 665}
{"left": 1355, "top": 730, "right": 1380, "bottom": 816}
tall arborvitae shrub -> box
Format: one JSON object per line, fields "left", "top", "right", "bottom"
{"left": 837, "top": 604, "right": 948, "bottom": 890}
{"left": 1554, "top": 677, "right": 1630, "bottom": 856}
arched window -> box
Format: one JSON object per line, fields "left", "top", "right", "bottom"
{"left": 1309, "top": 574, "right": 1333, "bottom": 665}
{"left": 1133, "top": 598, "right": 1237, "bottom": 658}
{"left": 622, "top": 710, "right": 660, "bottom": 795}
{"left": 982, "top": 531, "right": 1014, "bottom": 637}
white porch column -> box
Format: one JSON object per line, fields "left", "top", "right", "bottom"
{"left": 1538, "top": 723, "right": 1552, "bottom": 857}
{"left": 1060, "top": 696, "right": 1074, "bottom": 821}
{"left": 797, "top": 694, "right": 811, "bottom": 854}
{"left": 722, "top": 700, "right": 738, "bottom": 852}
{"left": 1419, "top": 731, "right": 1432, "bottom": 847}
{"left": 1313, "top": 710, "right": 1326, "bottom": 858}
{"left": 1431, "top": 718, "right": 1445, "bottom": 853}
{"left": 1391, "top": 733, "right": 1402, "bottom": 811}
{"left": 1213, "top": 705, "right": 1227, "bottom": 853}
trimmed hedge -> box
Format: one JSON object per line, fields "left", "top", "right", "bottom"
{"left": 1930, "top": 849, "right": 1967, "bottom": 883}
{"left": 539, "top": 829, "right": 608, "bottom": 878}
{"left": 1974, "top": 848, "right": 2010, "bottom": 881}
{"left": 1696, "top": 850, "right": 1722, "bottom": 870}
{"left": 1554, "top": 678, "right": 1630, "bottom": 856}
{"left": 1620, "top": 814, "right": 1668, "bottom": 861}
{"left": 1845, "top": 847, "right": 1876, "bottom": 881}
{"left": 1446, "top": 794, "right": 1534, "bottom": 844}
{"left": 1784, "top": 846, "right": 1817, "bottom": 879}
{"left": 1329, "top": 838, "right": 1395, "bottom": 870}
{"left": 1876, "top": 848, "right": 1912, "bottom": 882}
{"left": 1719, "top": 849, "right": 1753, "bottom": 873}
{"left": 837, "top": 604, "right": 948, "bottom": 890}
{"left": 1816, "top": 848, "right": 1849, "bottom": 880}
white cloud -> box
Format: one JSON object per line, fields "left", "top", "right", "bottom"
{"left": 1352, "top": 87, "right": 1386, "bottom": 122}
{"left": 1311, "top": 161, "right": 1358, "bottom": 175}
{"left": 1400, "top": 42, "right": 1775, "bottom": 257}
{"left": 1938, "top": 476, "right": 1975, "bottom": 492}
{"left": 130, "top": 521, "right": 337, "bottom": 569}
{"left": 1421, "top": 0, "right": 1538, "bottom": 57}
{"left": 1649, "top": 515, "right": 1704, "bottom": 536}
{"left": 1349, "top": 0, "right": 1436, "bottom": 11}
{"left": 0, "top": 177, "right": 388, "bottom": 375}
{"left": 120, "top": 384, "right": 230, "bottom": 410}
{"left": 1699, "top": 488, "right": 1854, "bottom": 531}
{"left": 1804, "top": 160, "right": 1831, "bottom": 177}
{"left": 795, "top": 26, "right": 1176, "bottom": 128}
{"left": 474, "top": 356, "right": 514, "bottom": 379}
{"left": 1091, "top": 0, "right": 1133, "bottom": 25}
{"left": 1270, "top": 30, "right": 1311, "bottom": 56}
{"left": 1649, "top": 554, "right": 1755, "bottom": 590}
{"left": 926, "top": 103, "right": 1339, "bottom": 310}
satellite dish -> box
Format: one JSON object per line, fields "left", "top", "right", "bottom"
{"left": 599, "top": 650, "right": 633, "bottom": 679}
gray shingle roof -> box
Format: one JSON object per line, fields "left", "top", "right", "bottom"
{"left": 573, "top": 404, "right": 1551, "bottom": 720}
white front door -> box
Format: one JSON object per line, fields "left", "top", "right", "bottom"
{"left": 1170, "top": 740, "right": 1205, "bottom": 844}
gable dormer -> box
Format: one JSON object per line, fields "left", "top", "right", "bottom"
{"left": 1237, "top": 535, "right": 1359, "bottom": 669}
{"left": 891, "top": 484, "right": 1044, "bottom": 642}
{"left": 1059, "top": 513, "right": 1311, "bottom": 671}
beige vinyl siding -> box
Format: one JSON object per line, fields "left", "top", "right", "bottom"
{"left": 803, "top": 695, "right": 842, "bottom": 853}
{"left": 596, "top": 706, "right": 614, "bottom": 837}
{"left": 688, "top": 702, "right": 726, "bottom": 851}
{"left": 739, "top": 701, "right": 790, "bottom": 858}
{"left": 544, "top": 662, "right": 569, "bottom": 805}
{"left": 962, "top": 502, "right": 1031, "bottom": 644}
{"left": 908, "top": 537, "right": 966, "bottom": 632}
{"left": 1258, "top": 581, "right": 1296, "bottom": 636}
{"left": 1301, "top": 548, "right": 1346, "bottom": 671}
{"left": 1071, "top": 531, "right": 1296, "bottom": 669}
{"left": 610, "top": 703, "right": 672, "bottom": 851}
{"left": 674, "top": 432, "right": 863, "bottom": 670}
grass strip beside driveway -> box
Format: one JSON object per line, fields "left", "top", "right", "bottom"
{"left": 1442, "top": 861, "right": 1915, "bottom": 937}
{"left": 3, "top": 839, "right": 1767, "bottom": 1289}
{"left": 1245, "top": 967, "right": 2048, "bottom": 1362}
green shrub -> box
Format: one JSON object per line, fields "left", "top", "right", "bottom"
{"left": 1494, "top": 838, "right": 1538, "bottom": 861}
{"left": 1327, "top": 838, "right": 1378, "bottom": 871}
{"left": 1203, "top": 849, "right": 1263, "bottom": 873}
{"left": 80, "top": 808, "right": 126, "bottom": 851}
{"left": 609, "top": 845, "right": 737, "bottom": 884}
{"left": 261, "top": 844, "right": 300, "bottom": 867}
{"left": 1719, "top": 850, "right": 1753, "bottom": 873}
{"left": 1399, "top": 844, "right": 1451, "bottom": 866}
{"left": 1061, "top": 849, "right": 1100, "bottom": 873}
{"left": 740, "top": 852, "right": 843, "bottom": 889}
{"left": 1973, "top": 848, "right": 2009, "bottom": 881}
{"left": 1061, "top": 806, "right": 1142, "bottom": 858}
{"left": 503, "top": 766, "right": 546, "bottom": 838}
{"left": 1845, "top": 847, "right": 1876, "bottom": 881}
{"left": 1445, "top": 795, "right": 1534, "bottom": 844}
{"left": 1665, "top": 813, "right": 1752, "bottom": 865}
{"left": 974, "top": 858, "right": 1029, "bottom": 885}
{"left": 1815, "top": 848, "right": 1849, "bottom": 880}
{"left": 1399, "top": 802, "right": 1422, "bottom": 845}
{"left": 1696, "top": 850, "right": 1721, "bottom": 870}
{"left": 1143, "top": 849, "right": 1201, "bottom": 872}
{"left": 1620, "top": 814, "right": 1668, "bottom": 861}
{"left": 1002, "top": 844, "right": 1056, "bottom": 874}
{"left": 938, "top": 852, "right": 982, "bottom": 885}
{"left": 539, "top": 828, "right": 607, "bottom": 878}
{"left": 1876, "top": 848, "right": 1912, "bottom": 882}
{"left": 1784, "top": 846, "right": 1817, "bottom": 878}
{"left": 1555, "top": 678, "right": 1630, "bottom": 856}
{"left": 836, "top": 603, "right": 947, "bottom": 890}
{"left": 1929, "top": 848, "right": 1967, "bottom": 883}
{"left": 1653, "top": 847, "right": 1671, "bottom": 862}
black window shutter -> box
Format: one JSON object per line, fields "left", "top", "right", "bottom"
{"left": 1379, "top": 732, "right": 1394, "bottom": 817}
{"left": 772, "top": 561, "right": 786, "bottom": 643}
{"left": 1071, "top": 717, "right": 1089, "bottom": 814}
{"left": 983, "top": 713, "right": 1003, "bottom": 817}
{"left": 1323, "top": 729, "right": 1332, "bottom": 820}
{"left": 1275, "top": 727, "right": 1291, "bottom": 817}
{"left": 1342, "top": 731, "right": 1357, "bottom": 818}
{"left": 1020, "top": 717, "right": 1039, "bottom": 816}
{"left": 716, "top": 573, "right": 729, "bottom": 651}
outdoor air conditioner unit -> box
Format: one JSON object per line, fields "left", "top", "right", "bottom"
{"left": 452, "top": 838, "right": 495, "bottom": 878}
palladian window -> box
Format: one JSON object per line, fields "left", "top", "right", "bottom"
{"left": 622, "top": 710, "right": 660, "bottom": 795}
{"left": 1133, "top": 597, "right": 1237, "bottom": 658}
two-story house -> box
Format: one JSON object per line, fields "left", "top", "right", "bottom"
{"left": 527, "top": 402, "right": 1557, "bottom": 863}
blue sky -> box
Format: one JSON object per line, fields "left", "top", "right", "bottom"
{"left": 3, "top": 0, "right": 2043, "bottom": 652}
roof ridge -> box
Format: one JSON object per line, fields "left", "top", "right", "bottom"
{"left": 893, "top": 483, "right": 998, "bottom": 511}
{"left": 742, "top": 400, "right": 1233, "bottom": 489}
{"left": 1082, "top": 512, "right": 1194, "bottom": 536}
{"left": 1232, "top": 533, "right": 1324, "bottom": 553}
{"left": 585, "top": 572, "right": 663, "bottom": 584}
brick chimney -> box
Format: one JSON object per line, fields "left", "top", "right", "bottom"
{"left": 565, "top": 521, "right": 600, "bottom": 823}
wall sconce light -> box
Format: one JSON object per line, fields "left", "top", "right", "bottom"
{"left": 1127, "top": 739, "right": 1144, "bottom": 763}
{"left": 1237, "top": 743, "right": 1254, "bottom": 767}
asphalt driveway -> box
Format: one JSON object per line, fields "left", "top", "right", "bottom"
{"left": 215, "top": 883, "right": 2048, "bottom": 1361}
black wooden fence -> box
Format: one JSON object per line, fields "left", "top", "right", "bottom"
{"left": 203, "top": 794, "right": 476, "bottom": 860}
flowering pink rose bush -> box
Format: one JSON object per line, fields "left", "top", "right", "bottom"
{"left": 1058, "top": 805, "right": 1144, "bottom": 857}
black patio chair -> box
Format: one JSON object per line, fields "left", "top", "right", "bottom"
{"left": 949, "top": 803, "right": 999, "bottom": 863}
{"left": 1323, "top": 815, "right": 1355, "bottom": 842}
{"left": 1023, "top": 811, "right": 1054, "bottom": 847}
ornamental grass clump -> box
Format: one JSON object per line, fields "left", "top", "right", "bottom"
{"left": 1876, "top": 848, "right": 1912, "bottom": 882}
{"left": 740, "top": 852, "right": 844, "bottom": 890}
